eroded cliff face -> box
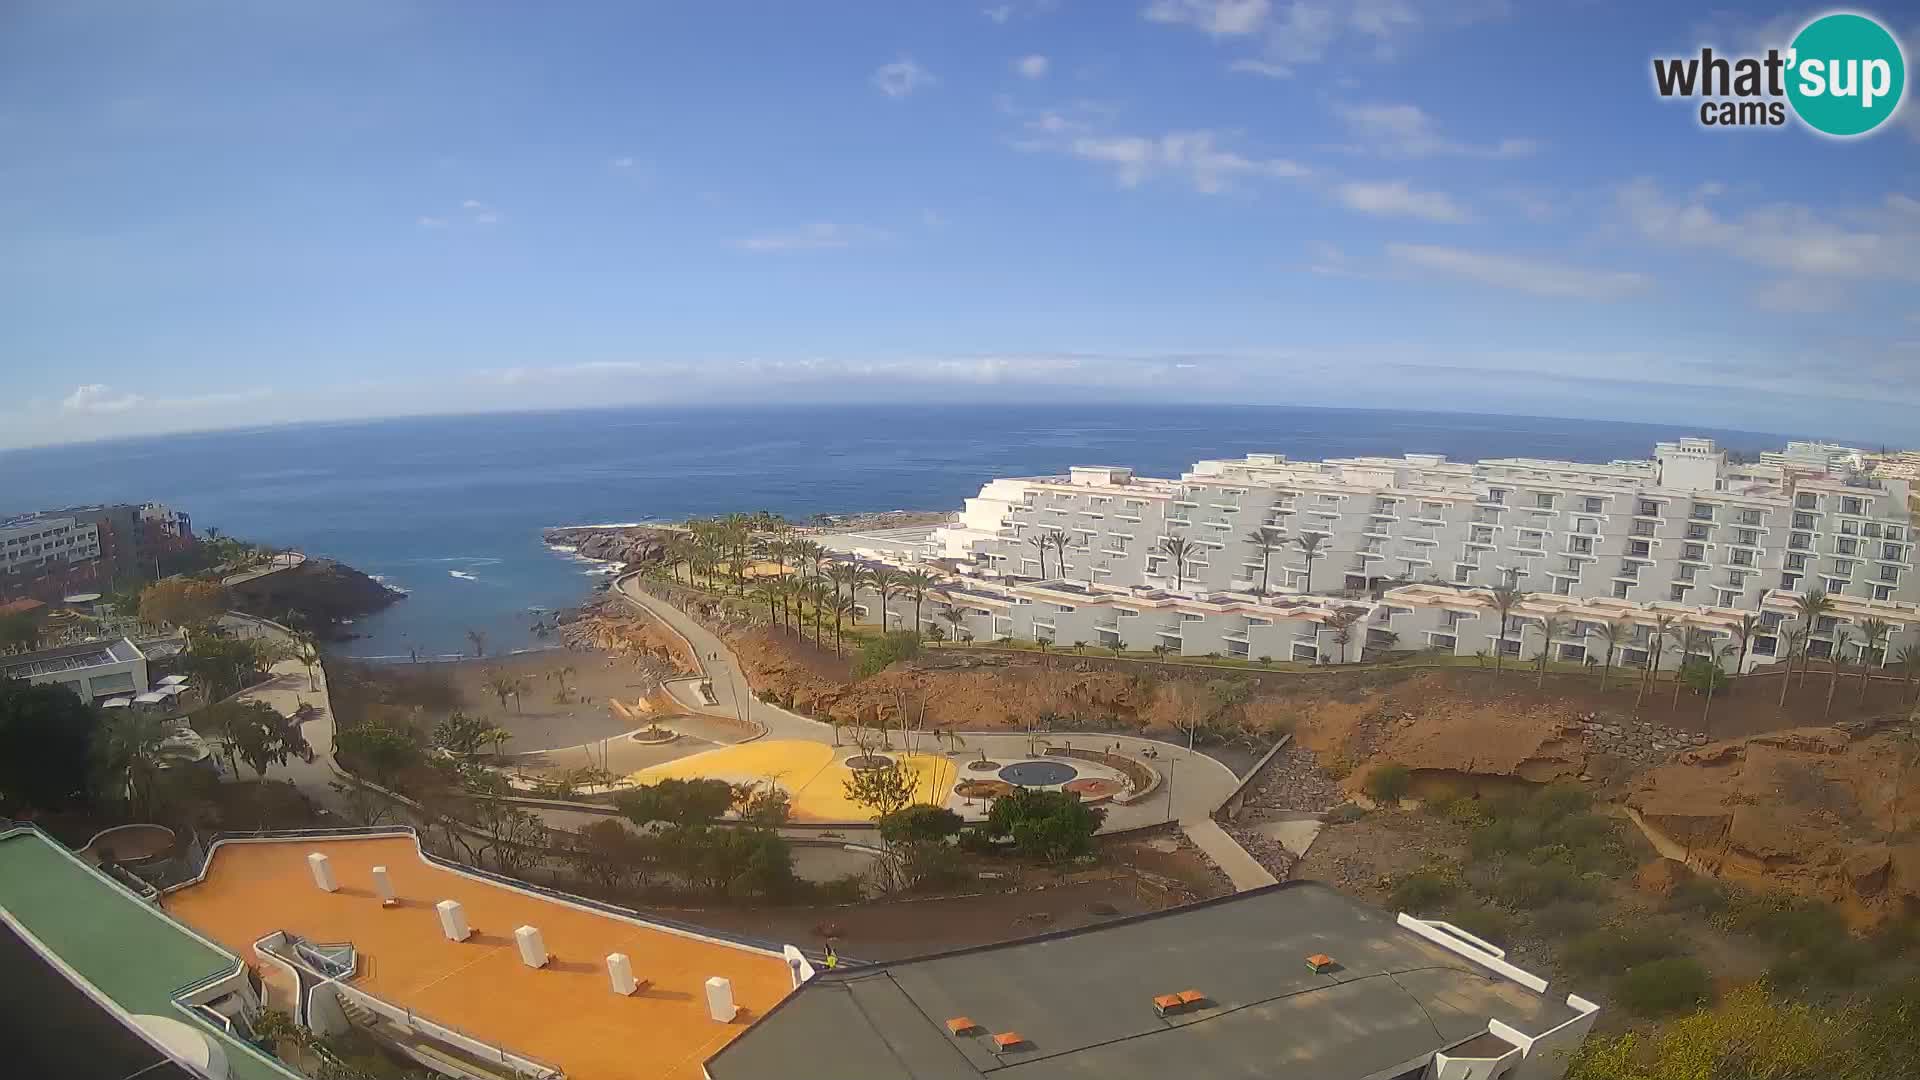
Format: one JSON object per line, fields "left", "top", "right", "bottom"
{"left": 1628, "top": 723, "right": 1920, "bottom": 924}
{"left": 543, "top": 526, "right": 675, "bottom": 567}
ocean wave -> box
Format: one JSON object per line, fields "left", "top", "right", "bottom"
{"left": 423, "top": 556, "right": 503, "bottom": 567}
{"left": 549, "top": 521, "right": 654, "bottom": 530}
{"left": 545, "top": 544, "right": 578, "bottom": 554}
{"left": 369, "top": 574, "right": 412, "bottom": 596}
{"left": 581, "top": 566, "right": 621, "bottom": 576}
{"left": 448, "top": 570, "right": 479, "bottom": 581}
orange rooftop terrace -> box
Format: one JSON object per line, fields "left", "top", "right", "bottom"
{"left": 163, "top": 834, "right": 797, "bottom": 1080}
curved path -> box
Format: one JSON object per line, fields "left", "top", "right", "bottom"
{"left": 611, "top": 573, "right": 1245, "bottom": 836}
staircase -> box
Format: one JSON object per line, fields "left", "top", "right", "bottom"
{"left": 337, "top": 995, "right": 379, "bottom": 1029}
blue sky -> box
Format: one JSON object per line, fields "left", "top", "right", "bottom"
{"left": 2, "top": 0, "right": 1916, "bottom": 449}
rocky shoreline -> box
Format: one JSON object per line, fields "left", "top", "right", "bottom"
{"left": 226, "top": 556, "right": 407, "bottom": 641}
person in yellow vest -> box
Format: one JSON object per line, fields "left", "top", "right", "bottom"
{"left": 823, "top": 941, "right": 839, "bottom": 970}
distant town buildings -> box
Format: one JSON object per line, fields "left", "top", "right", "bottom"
{"left": 0, "top": 502, "right": 193, "bottom": 603}
{"left": 911, "top": 437, "right": 1920, "bottom": 673}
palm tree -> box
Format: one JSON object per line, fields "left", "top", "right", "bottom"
{"left": 292, "top": 633, "right": 321, "bottom": 691}
{"left": 807, "top": 580, "right": 832, "bottom": 647}
{"left": 831, "top": 595, "right": 856, "bottom": 655}
{"left": 1244, "top": 527, "right": 1281, "bottom": 594}
{"left": 1638, "top": 613, "right": 1679, "bottom": 711}
{"left": 1587, "top": 620, "right": 1630, "bottom": 693}
{"left": 901, "top": 569, "right": 935, "bottom": 639}
{"left": 751, "top": 580, "right": 781, "bottom": 627}
{"left": 827, "top": 563, "right": 860, "bottom": 643}
{"left": 1044, "top": 528, "right": 1075, "bottom": 578}
{"left": 864, "top": 566, "right": 900, "bottom": 633}
{"left": 1778, "top": 628, "right": 1809, "bottom": 708}
{"left": 1293, "top": 532, "right": 1327, "bottom": 594}
{"left": 1702, "top": 643, "right": 1735, "bottom": 732}
{"left": 1535, "top": 616, "right": 1568, "bottom": 688}
{"left": 940, "top": 604, "right": 968, "bottom": 645}
{"left": 1024, "top": 533, "right": 1050, "bottom": 579}
{"left": 1894, "top": 643, "right": 1920, "bottom": 703}
{"left": 96, "top": 711, "right": 170, "bottom": 820}
{"left": 1487, "top": 584, "right": 1523, "bottom": 678}
{"left": 1673, "top": 624, "right": 1708, "bottom": 710}
{"left": 1155, "top": 536, "right": 1197, "bottom": 592}
{"left": 1731, "top": 613, "right": 1763, "bottom": 685}
{"left": 466, "top": 628, "right": 487, "bottom": 659}
{"left": 1791, "top": 589, "right": 1834, "bottom": 688}
{"left": 1855, "top": 617, "right": 1892, "bottom": 705}
{"left": 1825, "top": 625, "right": 1853, "bottom": 719}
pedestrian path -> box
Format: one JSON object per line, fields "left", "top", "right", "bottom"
{"left": 1181, "top": 818, "right": 1279, "bottom": 891}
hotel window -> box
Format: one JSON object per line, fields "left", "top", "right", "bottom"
{"left": 1453, "top": 564, "right": 1472, "bottom": 583}
{"left": 1843, "top": 496, "right": 1865, "bottom": 515}
{"left": 1875, "top": 585, "right": 1896, "bottom": 600}
{"left": 1781, "top": 573, "right": 1801, "bottom": 590}
{"left": 1793, "top": 512, "right": 1816, "bottom": 530}
{"left": 1816, "top": 615, "right": 1839, "bottom": 633}
{"left": 1631, "top": 520, "right": 1656, "bottom": 537}
{"left": 1825, "top": 577, "right": 1849, "bottom": 592}
{"left": 1718, "top": 589, "right": 1739, "bottom": 606}
{"left": 1569, "top": 536, "right": 1593, "bottom": 555}
{"left": 1535, "top": 492, "right": 1555, "bottom": 509}
{"left": 1670, "top": 585, "right": 1690, "bottom": 602}
{"left": 1686, "top": 523, "right": 1710, "bottom": 540}
{"left": 1833, "top": 559, "right": 1855, "bottom": 575}
{"left": 1737, "top": 509, "right": 1763, "bottom": 526}
{"left": 1637, "top": 499, "right": 1660, "bottom": 516}
{"left": 1690, "top": 503, "right": 1715, "bottom": 521}
{"left": 1880, "top": 565, "right": 1900, "bottom": 583}
{"left": 1676, "top": 565, "right": 1697, "bottom": 582}
{"left": 1730, "top": 550, "right": 1754, "bottom": 567}
{"left": 1728, "top": 571, "right": 1747, "bottom": 588}
{"left": 1629, "top": 540, "right": 1651, "bottom": 558}
{"left": 1583, "top": 496, "right": 1604, "bottom": 513}
{"left": 1841, "top": 519, "right": 1860, "bottom": 536}
{"left": 1790, "top": 531, "right": 1812, "bottom": 550}
{"left": 1734, "top": 529, "right": 1759, "bottom": 546}
{"left": 1838, "top": 537, "right": 1858, "bottom": 555}
{"left": 1885, "top": 543, "right": 1904, "bottom": 561}
{"left": 1797, "top": 493, "right": 1818, "bottom": 509}
{"left": 1683, "top": 543, "right": 1705, "bottom": 561}
{"left": 1613, "top": 581, "right": 1631, "bottom": 598}
{"left": 1888, "top": 526, "right": 1904, "bottom": 541}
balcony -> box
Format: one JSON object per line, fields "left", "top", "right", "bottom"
{"left": 1155, "top": 626, "right": 1183, "bottom": 639}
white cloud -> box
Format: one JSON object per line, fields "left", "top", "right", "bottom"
{"left": 416, "top": 216, "right": 448, "bottom": 228}
{"left": 473, "top": 212, "right": 499, "bottom": 225}
{"left": 1335, "top": 180, "right": 1471, "bottom": 223}
{"left": 460, "top": 199, "right": 484, "bottom": 210}
{"left": 1752, "top": 278, "right": 1851, "bottom": 314}
{"left": 59, "top": 383, "right": 275, "bottom": 416}
{"left": 1336, "top": 102, "right": 1536, "bottom": 158}
{"left": 62, "top": 384, "right": 142, "bottom": 414}
{"left": 612, "top": 156, "right": 635, "bottom": 169}
{"left": 1387, "top": 243, "right": 1652, "bottom": 300}
{"left": 1148, "top": 0, "right": 1503, "bottom": 74}
{"left": 1015, "top": 54, "right": 1050, "bottom": 79}
{"left": 1142, "top": 0, "right": 1270, "bottom": 36}
{"left": 736, "top": 223, "right": 888, "bottom": 252}
{"left": 872, "top": 58, "right": 935, "bottom": 99}
{"left": 984, "top": 4, "right": 1013, "bottom": 22}
{"left": 1015, "top": 110, "right": 1307, "bottom": 193}
{"left": 1616, "top": 179, "right": 1920, "bottom": 280}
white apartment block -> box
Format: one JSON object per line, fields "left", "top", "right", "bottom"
{"left": 0, "top": 515, "right": 102, "bottom": 576}
{"left": 912, "top": 438, "right": 1920, "bottom": 673}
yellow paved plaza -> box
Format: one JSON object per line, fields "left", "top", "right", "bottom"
{"left": 627, "top": 739, "right": 957, "bottom": 822}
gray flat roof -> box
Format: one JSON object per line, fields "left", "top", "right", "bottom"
{"left": 0, "top": 637, "right": 142, "bottom": 679}
{"left": 706, "top": 882, "right": 1577, "bottom": 1080}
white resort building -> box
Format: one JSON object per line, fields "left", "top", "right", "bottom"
{"left": 878, "top": 437, "right": 1920, "bottom": 673}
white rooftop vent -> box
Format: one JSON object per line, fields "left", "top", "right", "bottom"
{"left": 436, "top": 899, "right": 471, "bottom": 942}
{"left": 514, "top": 925, "right": 548, "bottom": 968}
{"left": 307, "top": 853, "right": 337, "bottom": 894}
{"left": 705, "top": 976, "right": 738, "bottom": 1023}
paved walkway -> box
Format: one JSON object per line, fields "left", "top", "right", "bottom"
{"left": 1181, "top": 818, "right": 1279, "bottom": 891}
{"left": 219, "top": 614, "right": 347, "bottom": 813}
{"left": 612, "top": 573, "right": 1245, "bottom": 832}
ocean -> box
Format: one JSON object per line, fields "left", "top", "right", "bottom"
{"left": 0, "top": 404, "right": 1789, "bottom": 660}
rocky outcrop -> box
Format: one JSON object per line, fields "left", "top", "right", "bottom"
{"left": 227, "top": 557, "right": 404, "bottom": 640}
{"left": 1626, "top": 722, "right": 1920, "bottom": 926}
{"left": 543, "top": 526, "right": 676, "bottom": 568}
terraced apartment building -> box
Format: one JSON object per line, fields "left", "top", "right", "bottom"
{"left": 916, "top": 438, "right": 1920, "bottom": 672}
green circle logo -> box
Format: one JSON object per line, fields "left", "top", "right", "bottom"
{"left": 1787, "top": 13, "right": 1906, "bottom": 136}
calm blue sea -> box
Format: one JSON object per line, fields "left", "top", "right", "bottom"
{"left": 0, "top": 405, "right": 1789, "bottom": 659}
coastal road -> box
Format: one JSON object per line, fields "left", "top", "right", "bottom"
{"left": 610, "top": 573, "right": 1245, "bottom": 835}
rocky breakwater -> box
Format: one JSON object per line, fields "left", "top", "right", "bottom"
{"left": 543, "top": 525, "right": 675, "bottom": 569}
{"left": 1627, "top": 721, "right": 1920, "bottom": 926}
{"left": 227, "top": 557, "right": 406, "bottom": 640}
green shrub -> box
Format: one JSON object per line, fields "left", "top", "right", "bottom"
{"left": 1364, "top": 763, "right": 1412, "bottom": 804}
{"left": 854, "top": 631, "right": 922, "bottom": 678}
{"left": 1617, "top": 957, "right": 1713, "bottom": 1017}
{"left": 878, "top": 804, "right": 963, "bottom": 847}
{"left": 1679, "top": 658, "right": 1730, "bottom": 693}
{"left": 1324, "top": 802, "right": 1367, "bottom": 825}
{"left": 1725, "top": 892, "right": 1849, "bottom": 952}
{"left": 1389, "top": 870, "right": 1458, "bottom": 913}
{"left": 1490, "top": 861, "right": 1591, "bottom": 909}
{"left": 1443, "top": 797, "right": 1491, "bottom": 829}
{"left": 816, "top": 873, "right": 867, "bottom": 904}
{"left": 1445, "top": 904, "right": 1513, "bottom": 947}
{"left": 982, "top": 788, "right": 1104, "bottom": 862}
{"left": 1563, "top": 926, "right": 1684, "bottom": 977}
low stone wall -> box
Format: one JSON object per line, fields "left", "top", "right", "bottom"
{"left": 1045, "top": 747, "right": 1161, "bottom": 805}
